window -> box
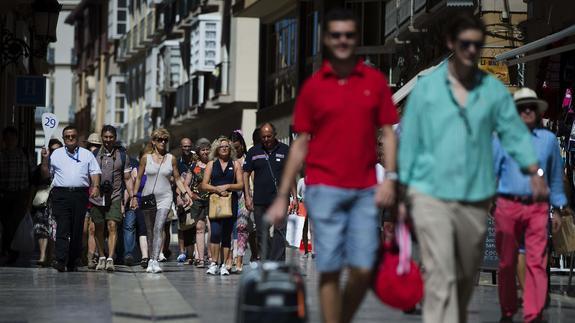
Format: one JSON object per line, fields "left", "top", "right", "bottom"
{"left": 262, "top": 14, "right": 298, "bottom": 107}
{"left": 108, "top": 0, "right": 129, "bottom": 40}
{"left": 344, "top": 0, "right": 386, "bottom": 46}
{"left": 115, "top": 98, "right": 125, "bottom": 123}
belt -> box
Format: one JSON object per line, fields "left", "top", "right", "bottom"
{"left": 53, "top": 187, "right": 89, "bottom": 192}
{"left": 498, "top": 193, "right": 534, "bottom": 205}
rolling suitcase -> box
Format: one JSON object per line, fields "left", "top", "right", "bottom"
{"left": 236, "top": 218, "right": 308, "bottom": 323}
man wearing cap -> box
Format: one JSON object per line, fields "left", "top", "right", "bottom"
{"left": 493, "top": 88, "right": 566, "bottom": 323}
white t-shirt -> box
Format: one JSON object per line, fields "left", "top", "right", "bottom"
{"left": 376, "top": 163, "right": 385, "bottom": 184}
{"left": 50, "top": 146, "right": 101, "bottom": 187}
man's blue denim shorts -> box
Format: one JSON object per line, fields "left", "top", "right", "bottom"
{"left": 304, "top": 185, "right": 380, "bottom": 273}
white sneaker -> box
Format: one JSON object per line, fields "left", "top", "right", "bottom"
{"left": 158, "top": 253, "right": 167, "bottom": 262}
{"left": 220, "top": 265, "right": 230, "bottom": 276}
{"left": 146, "top": 260, "right": 156, "bottom": 273}
{"left": 96, "top": 257, "right": 106, "bottom": 271}
{"left": 152, "top": 261, "right": 163, "bottom": 273}
{"left": 206, "top": 262, "right": 218, "bottom": 275}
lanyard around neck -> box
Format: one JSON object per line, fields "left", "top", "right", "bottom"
{"left": 66, "top": 147, "right": 80, "bottom": 163}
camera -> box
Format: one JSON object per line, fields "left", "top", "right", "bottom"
{"left": 100, "top": 181, "right": 113, "bottom": 194}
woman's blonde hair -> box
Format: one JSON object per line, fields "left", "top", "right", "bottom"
{"left": 209, "top": 136, "right": 237, "bottom": 161}
{"left": 145, "top": 128, "right": 170, "bottom": 153}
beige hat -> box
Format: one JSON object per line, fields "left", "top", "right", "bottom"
{"left": 513, "top": 87, "right": 548, "bottom": 114}
{"left": 87, "top": 133, "right": 102, "bottom": 145}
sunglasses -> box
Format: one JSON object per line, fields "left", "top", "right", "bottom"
{"left": 457, "top": 39, "right": 484, "bottom": 50}
{"left": 155, "top": 137, "right": 169, "bottom": 143}
{"left": 219, "top": 145, "right": 230, "bottom": 150}
{"left": 329, "top": 32, "right": 356, "bottom": 40}
{"left": 518, "top": 105, "right": 537, "bottom": 114}
{"left": 64, "top": 135, "right": 77, "bottom": 140}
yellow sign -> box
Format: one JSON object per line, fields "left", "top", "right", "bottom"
{"left": 479, "top": 58, "right": 510, "bottom": 84}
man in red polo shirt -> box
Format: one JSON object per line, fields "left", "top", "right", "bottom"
{"left": 267, "top": 7, "right": 398, "bottom": 323}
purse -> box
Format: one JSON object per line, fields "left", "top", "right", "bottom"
{"left": 208, "top": 160, "right": 235, "bottom": 220}
{"left": 552, "top": 211, "right": 575, "bottom": 255}
{"left": 373, "top": 220, "right": 424, "bottom": 311}
{"left": 32, "top": 186, "right": 51, "bottom": 207}
{"left": 209, "top": 194, "right": 233, "bottom": 219}
{"left": 140, "top": 154, "right": 165, "bottom": 210}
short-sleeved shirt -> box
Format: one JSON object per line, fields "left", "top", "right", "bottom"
{"left": 243, "top": 142, "right": 290, "bottom": 205}
{"left": 293, "top": 59, "right": 399, "bottom": 189}
{"left": 50, "top": 146, "right": 101, "bottom": 187}
{"left": 95, "top": 148, "right": 131, "bottom": 201}
{"left": 190, "top": 162, "right": 209, "bottom": 201}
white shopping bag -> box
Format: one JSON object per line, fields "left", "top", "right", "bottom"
{"left": 286, "top": 213, "right": 306, "bottom": 248}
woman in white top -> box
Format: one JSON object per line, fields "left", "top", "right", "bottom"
{"left": 131, "top": 128, "right": 193, "bottom": 273}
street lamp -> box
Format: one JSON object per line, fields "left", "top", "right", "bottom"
{"left": 0, "top": 0, "right": 62, "bottom": 69}
{"left": 32, "top": 0, "right": 62, "bottom": 42}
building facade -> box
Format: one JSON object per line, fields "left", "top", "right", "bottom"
{"left": 66, "top": 0, "right": 126, "bottom": 142}
{"left": 1, "top": 0, "right": 63, "bottom": 155}
{"left": 233, "top": 0, "right": 529, "bottom": 140}
{"left": 115, "top": 0, "right": 260, "bottom": 154}
{"left": 34, "top": 0, "right": 80, "bottom": 157}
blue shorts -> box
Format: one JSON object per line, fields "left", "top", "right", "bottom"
{"left": 305, "top": 185, "right": 380, "bottom": 272}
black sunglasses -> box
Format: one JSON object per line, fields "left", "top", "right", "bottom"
{"left": 518, "top": 105, "right": 537, "bottom": 114}
{"left": 329, "top": 32, "right": 356, "bottom": 40}
{"left": 457, "top": 39, "right": 484, "bottom": 50}
{"left": 155, "top": 137, "right": 169, "bottom": 143}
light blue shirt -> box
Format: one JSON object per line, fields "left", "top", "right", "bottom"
{"left": 493, "top": 129, "right": 567, "bottom": 207}
{"left": 50, "top": 146, "right": 101, "bottom": 187}
{"left": 399, "top": 60, "right": 537, "bottom": 202}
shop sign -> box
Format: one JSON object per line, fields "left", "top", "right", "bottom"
{"left": 479, "top": 58, "right": 510, "bottom": 84}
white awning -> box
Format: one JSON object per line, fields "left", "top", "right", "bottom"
{"left": 392, "top": 62, "right": 444, "bottom": 104}
{"left": 495, "top": 24, "right": 575, "bottom": 63}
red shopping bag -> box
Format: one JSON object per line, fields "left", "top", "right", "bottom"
{"left": 373, "top": 221, "right": 423, "bottom": 311}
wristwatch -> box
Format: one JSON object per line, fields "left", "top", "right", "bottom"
{"left": 531, "top": 168, "right": 544, "bottom": 177}
{"left": 384, "top": 171, "right": 398, "bottom": 181}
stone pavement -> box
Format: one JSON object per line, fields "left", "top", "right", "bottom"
{"left": 1, "top": 252, "right": 575, "bottom": 323}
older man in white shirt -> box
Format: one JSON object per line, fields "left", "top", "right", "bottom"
{"left": 41, "top": 125, "right": 101, "bottom": 272}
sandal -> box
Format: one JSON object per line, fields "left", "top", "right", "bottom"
{"left": 196, "top": 259, "right": 206, "bottom": 268}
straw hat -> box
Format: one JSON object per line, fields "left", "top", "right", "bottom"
{"left": 513, "top": 87, "right": 548, "bottom": 115}
{"left": 87, "top": 133, "right": 102, "bottom": 145}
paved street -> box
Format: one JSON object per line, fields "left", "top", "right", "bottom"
{"left": 2, "top": 249, "right": 575, "bottom": 323}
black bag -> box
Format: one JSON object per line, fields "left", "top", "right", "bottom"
{"left": 139, "top": 154, "right": 165, "bottom": 211}
{"left": 236, "top": 219, "right": 307, "bottom": 323}
{"left": 140, "top": 194, "right": 157, "bottom": 210}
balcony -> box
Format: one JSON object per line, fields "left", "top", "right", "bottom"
{"left": 384, "top": 0, "right": 475, "bottom": 44}
{"left": 133, "top": 24, "right": 145, "bottom": 50}
{"left": 117, "top": 36, "right": 128, "bottom": 62}
{"left": 144, "top": 8, "right": 155, "bottom": 43}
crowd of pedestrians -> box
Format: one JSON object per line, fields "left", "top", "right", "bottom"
{"left": 0, "top": 7, "right": 572, "bottom": 323}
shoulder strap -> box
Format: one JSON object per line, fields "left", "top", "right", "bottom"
{"left": 264, "top": 153, "right": 278, "bottom": 192}
{"left": 151, "top": 154, "right": 166, "bottom": 194}
{"left": 120, "top": 149, "right": 127, "bottom": 170}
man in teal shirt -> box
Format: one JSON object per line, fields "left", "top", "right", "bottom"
{"left": 398, "top": 14, "right": 548, "bottom": 323}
